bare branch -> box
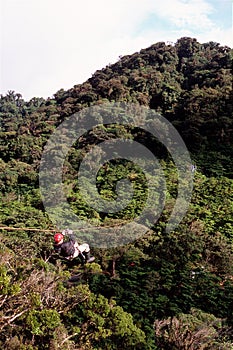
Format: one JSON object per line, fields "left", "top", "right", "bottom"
{"left": 0, "top": 308, "right": 29, "bottom": 330}
{"left": 59, "top": 332, "right": 79, "bottom": 347}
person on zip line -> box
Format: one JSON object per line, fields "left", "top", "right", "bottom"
{"left": 53, "top": 229, "right": 95, "bottom": 264}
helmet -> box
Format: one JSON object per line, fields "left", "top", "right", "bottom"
{"left": 54, "top": 233, "right": 64, "bottom": 243}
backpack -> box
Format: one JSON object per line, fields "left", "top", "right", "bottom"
{"left": 60, "top": 241, "right": 75, "bottom": 258}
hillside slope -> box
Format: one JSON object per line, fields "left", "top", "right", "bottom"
{"left": 0, "top": 37, "right": 232, "bottom": 350}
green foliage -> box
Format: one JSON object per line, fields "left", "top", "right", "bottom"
{"left": 68, "top": 290, "right": 147, "bottom": 349}
{"left": 26, "top": 309, "right": 61, "bottom": 336}
{"left": 0, "top": 263, "right": 21, "bottom": 295}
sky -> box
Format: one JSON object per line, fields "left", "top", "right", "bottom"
{"left": 0, "top": 0, "right": 232, "bottom": 101}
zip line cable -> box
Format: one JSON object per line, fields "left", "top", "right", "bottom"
{"left": 0, "top": 226, "right": 56, "bottom": 232}
{"left": 0, "top": 222, "right": 133, "bottom": 233}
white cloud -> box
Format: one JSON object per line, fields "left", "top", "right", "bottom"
{"left": 137, "top": 0, "right": 232, "bottom": 47}
{"left": 148, "top": 0, "right": 214, "bottom": 31}
{"left": 0, "top": 0, "right": 231, "bottom": 100}
{"left": 197, "top": 27, "right": 233, "bottom": 47}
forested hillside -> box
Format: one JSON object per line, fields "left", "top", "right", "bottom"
{"left": 0, "top": 37, "right": 232, "bottom": 349}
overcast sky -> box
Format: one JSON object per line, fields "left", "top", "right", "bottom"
{"left": 0, "top": 0, "right": 232, "bottom": 101}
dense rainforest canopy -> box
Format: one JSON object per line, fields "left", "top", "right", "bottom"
{"left": 0, "top": 37, "right": 232, "bottom": 349}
